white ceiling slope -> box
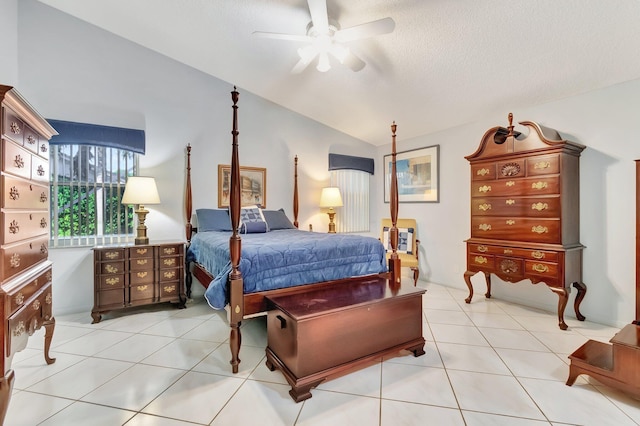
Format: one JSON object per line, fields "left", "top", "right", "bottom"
{"left": 37, "top": 0, "right": 640, "bottom": 145}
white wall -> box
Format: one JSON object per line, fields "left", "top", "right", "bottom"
{"left": 16, "top": 0, "right": 373, "bottom": 315}
{"left": 374, "top": 80, "right": 640, "bottom": 328}
{"left": 0, "top": 0, "right": 19, "bottom": 85}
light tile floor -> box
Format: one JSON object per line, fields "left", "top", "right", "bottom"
{"left": 6, "top": 282, "right": 640, "bottom": 425}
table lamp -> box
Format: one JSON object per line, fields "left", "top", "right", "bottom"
{"left": 319, "top": 187, "right": 343, "bottom": 233}
{"left": 122, "top": 176, "right": 161, "bottom": 245}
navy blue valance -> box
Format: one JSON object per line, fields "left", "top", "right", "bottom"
{"left": 328, "top": 153, "right": 374, "bottom": 175}
{"left": 47, "top": 119, "right": 146, "bottom": 154}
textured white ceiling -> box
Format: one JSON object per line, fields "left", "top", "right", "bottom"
{"left": 37, "top": 0, "right": 640, "bottom": 145}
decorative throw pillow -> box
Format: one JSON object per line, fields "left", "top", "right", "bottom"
{"left": 238, "top": 205, "right": 269, "bottom": 234}
{"left": 382, "top": 226, "right": 414, "bottom": 254}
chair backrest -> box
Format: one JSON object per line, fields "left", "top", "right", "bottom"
{"left": 381, "top": 218, "right": 418, "bottom": 254}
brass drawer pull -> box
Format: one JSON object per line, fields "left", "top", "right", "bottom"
{"left": 532, "top": 263, "right": 549, "bottom": 273}
{"left": 32, "top": 300, "right": 41, "bottom": 310}
{"left": 137, "top": 259, "right": 148, "bottom": 265}
{"left": 477, "top": 168, "right": 490, "bottom": 176}
{"left": 137, "top": 271, "right": 148, "bottom": 278}
{"left": 531, "top": 202, "right": 548, "bottom": 211}
{"left": 46, "top": 293, "right": 52, "bottom": 305}
{"left": 105, "top": 264, "right": 119, "bottom": 274}
{"left": 474, "top": 256, "right": 488, "bottom": 264}
{"left": 136, "top": 248, "right": 148, "bottom": 255}
{"left": 163, "top": 258, "right": 176, "bottom": 266}
{"left": 164, "top": 285, "right": 176, "bottom": 294}
{"left": 506, "top": 199, "right": 515, "bottom": 205}
{"left": 14, "top": 154, "right": 25, "bottom": 168}
{"left": 164, "top": 271, "right": 176, "bottom": 279}
{"left": 37, "top": 165, "right": 45, "bottom": 176}
{"left": 40, "top": 143, "right": 48, "bottom": 153}
{"left": 40, "top": 243, "right": 48, "bottom": 254}
{"left": 137, "top": 285, "right": 148, "bottom": 292}
{"left": 40, "top": 192, "right": 48, "bottom": 202}
{"left": 9, "top": 220, "right": 19, "bottom": 234}
{"left": 478, "top": 203, "right": 491, "bottom": 211}
{"left": 503, "top": 249, "right": 513, "bottom": 254}
{"left": 40, "top": 218, "right": 47, "bottom": 228}
{"left": 505, "top": 181, "right": 515, "bottom": 187}
{"left": 105, "top": 277, "right": 120, "bottom": 286}
{"left": 534, "top": 161, "right": 551, "bottom": 169}
{"left": 531, "top": 226, "right": 548, "bottom": 234}
{"left": 27, "top": 135, "right": 36, "bottom": 144}
{"left": 478, "top": 185, "right": 491, "bottom": 193}
{"left": 15, "top": 292, "right": 24, "bottom": 306}
{"left": 531, "top": 251, "right": 545, "bottom": 259}
{"left": 13, "top": 321, "right": 25, "bottom": 337}
{"left": 506, "top": 220, "right": 515, "bottom": 225}
{"left": 531, "top": 181, "right": 548, "bottom": 190}
{"left": 105, "top": 251, "right": 119, "bottom": 260}
{"left": 476, "top": 245, "right": 488, "bottom": 253}
{"left": 10, "top": 186, "right": 20, "bottom": 200}
{"left": 10, "top": 253, "right": 20, "bottom": 268}
{"left": 10, "top": 121, "right": 21, "bottom": 134}
{"left": 163, "top": 247, "right": 176, "bottom": 255}
{"left": 478, "top": 224, "right": 492, "bottom": 231}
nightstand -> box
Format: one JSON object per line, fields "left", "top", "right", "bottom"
{"left": 91, "top": 241, "right": 186, "bottom": 323}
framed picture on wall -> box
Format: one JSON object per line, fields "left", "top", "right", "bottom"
{"left": 384, "top": 145, "right": 439, "bottom": 203}
{"left": 218, "top": 164, "right": 267, "bottom": 208}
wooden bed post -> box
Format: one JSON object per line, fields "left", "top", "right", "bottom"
{"left": 229, "top": 87, "right": 244, "bottom": 373}
{"left": 388, "top": 122, "right": 401, "bottom": 286}
{"left": 293, "top": 155, "right": 299, "bottom": 228}
{"left": 185, "top": 144, "right": 193, "bottom": 298}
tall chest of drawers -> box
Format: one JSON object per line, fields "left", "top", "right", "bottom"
{"left": 92, "top": 242, "right": 186, "bottom": 323}
{"left": 0, "top": 85, "right": 57, "bottom": 422}
{"left": 463, "top": 114, "right": 586, "bottom": 330}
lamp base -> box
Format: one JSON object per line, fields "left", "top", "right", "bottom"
{"left": 134, "top": 206, "right": 150, "bottom": 245}
{"left": 327, "top": 211, "right": 337, "bottom": 234}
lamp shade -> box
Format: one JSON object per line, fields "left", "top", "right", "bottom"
{"left": 121, "top": 176, "right": 161, "bottom": 205}
{"left": 319, "top": 187, "right": 343, "bottom": 208}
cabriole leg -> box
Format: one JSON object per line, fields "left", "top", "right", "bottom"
{"left": 550, "top": 287, "right": 569, "bottom": 330}
{"left": 464, "top": 270, "right": 475, "bottom": 303}
{"left": 572, "top": 281, "right": 587, "bottom": 321}
{"left": 44, "top": 317, "right": 57, "bottom": 365}
{"left": 483, "top": 272, "right": 492, "bottom": 299}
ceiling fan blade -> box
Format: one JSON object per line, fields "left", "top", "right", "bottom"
{"left": 307, "top": 0, "right": 329, "bottom": 33}
{"left": 291, "top": 55, "right": 315, "bottom": 74}
{"left": 334, "top": 17, "right": 395, "bottom": 43}
{"left": 342, "top": 51, "right": 366, "bottom": 72}
{"left": 252, "top": 31, "right": 311, "bottom": 42}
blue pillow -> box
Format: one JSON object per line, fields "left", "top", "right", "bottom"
{"left": 263, "top": 208, "right": 296, "bottom": 230}
{"left": 196, "top": 209, "right": 232, "bottom": 232}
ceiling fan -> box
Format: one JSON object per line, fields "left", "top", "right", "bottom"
{"left": 253, "top": 0, "right": 395, "bottom": 73}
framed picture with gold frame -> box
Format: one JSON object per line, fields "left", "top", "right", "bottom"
{"left": 217, "top": 165, "right": 267, "bottom": 208}
{"left": 384, "top": 145, "right": 439, "bottom": 203}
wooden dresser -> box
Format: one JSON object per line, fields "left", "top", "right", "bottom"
{"left": 0, "top": 85, "right": 57, "bottom": 422}
{"left": 463, "top": 114, "right": 586, "bottom": 330}
{"left": 92, "top": 241, "right": 186, "bottom": 323}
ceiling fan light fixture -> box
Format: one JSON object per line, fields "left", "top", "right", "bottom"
{"left": 317, "top": 52, "right": 331, "bottom": 72}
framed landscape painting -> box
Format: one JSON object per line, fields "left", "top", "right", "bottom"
{"left": 384, "top": 145, "right": 439, "bottom": 203}
{"left": 218, "top": 165, "right": 267, "bottom": 208}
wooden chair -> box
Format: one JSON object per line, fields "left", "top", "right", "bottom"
{"left": 380, "top": 218, "right": 420, "bottom": 286}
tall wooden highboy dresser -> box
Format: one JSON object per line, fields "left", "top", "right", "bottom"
{"left": 463, "top": 114, "right": 587, "bottom": 330}
{"left": 0, "top": 85, "right": 57, "bottom": 422}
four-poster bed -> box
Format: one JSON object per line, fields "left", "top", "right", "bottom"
{"left": 185, "top": 87, "right": 424, "bottom": 376}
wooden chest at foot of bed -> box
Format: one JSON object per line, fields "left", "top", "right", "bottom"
{"left": 265, "top": 275, "right": 426, "bottom": 402}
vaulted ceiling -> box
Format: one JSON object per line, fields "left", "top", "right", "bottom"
{"left": 37, "top": 0, "right": 640, "bottom": 145}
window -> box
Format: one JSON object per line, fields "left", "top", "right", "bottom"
{"left": 50, "top": 145, "right": 138, "bottom": 247}
{"left": 328, "top": 153, "right": 374, "bottom": 233}
{"left": 330, "top": 169, "right": 370, "bottom": 233}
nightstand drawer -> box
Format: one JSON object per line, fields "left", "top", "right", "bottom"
{"left": 96, "top": 288, "right": 125, "bottom": 308}
{"left": 96, "top": 249, "right": 125, "bottom": 261}
{"left": 130, "top": 246, "right": 152, "bottom": 258}
{"left": 130, "top": 257, "right": 153, "bottom": 271}
{"left": 99, "top": 274, "right": 125, "bottom": 290}
{"left": 160, "top": 282, "right": 180, "bottom": 300}
{"left": 159, "top": 256, "right": 180, "bottom": 269}
{"left": 159, "top": 244, "right": 182, "bottom": 256}
{"left": 159, "top": 268, "right": 180, "bottom": 282}
{"left": 130, "top": 283, "right": 154, "bottom": 302}
{"left": 130, "top": 270, "right": 154, "bottom": 285}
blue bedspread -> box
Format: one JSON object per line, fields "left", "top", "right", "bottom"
{"left": 187, "top": 229, "right": 387, "bottom": 309}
